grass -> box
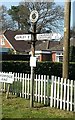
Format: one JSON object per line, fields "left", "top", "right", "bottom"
{"left": 1, "top": 93, "right": 75, "bottom": 119}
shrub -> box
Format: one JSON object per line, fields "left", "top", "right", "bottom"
{"left": 1, "top": 61, "right": 75, "bottom": 80}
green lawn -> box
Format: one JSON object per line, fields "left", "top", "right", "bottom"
{"left": 1, "top": 93, "right": 75, "bottom": 119}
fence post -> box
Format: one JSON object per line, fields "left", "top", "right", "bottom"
{"left": 6, "top": 84, "right": 10, "bottom": 99}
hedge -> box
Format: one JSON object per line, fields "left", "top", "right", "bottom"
{"left": 1, "top": 61, "right": 75, "bottom": 80}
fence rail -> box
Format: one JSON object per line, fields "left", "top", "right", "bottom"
{"left": 0, "top": 72, "right": 75, "bottom": 112}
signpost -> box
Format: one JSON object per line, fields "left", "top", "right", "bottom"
{"left": 14, "top": 9, "right": 62, "bottom": 108}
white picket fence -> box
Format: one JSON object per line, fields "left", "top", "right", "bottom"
{"left": 0, "top": 72, "right": 75, "bottom": 112}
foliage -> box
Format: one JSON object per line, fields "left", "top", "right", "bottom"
{"left": 0, "top": 5, "right": 15, "bottom": 31}
{"left": 8, "top": 5, "right": 30, "bottom": 30}
{"left": 7, "top": 49, "right": 16, "bottom": 54}
{"left": 70, "top": 27, "right": 75, "bottom": 37}
{"left": 70, "top": 46, "right": 75, "bottom": 62}
{"left": 1, "top": 61, "right": 75, "bottom": 80}
{"left": 8, "top": 2, "right": 64, "bottom": 32}
{"left": 0, "top": 5, "right": 7, "bottom": 30}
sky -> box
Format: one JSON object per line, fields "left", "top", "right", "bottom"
{"left": 0, "top": 0, "right": 75, "bottom": 27}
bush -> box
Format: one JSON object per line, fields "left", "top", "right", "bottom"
{"left": 1, "top": 61, "right": 75, "bottom": 80}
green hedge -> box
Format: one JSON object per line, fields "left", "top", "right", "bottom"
{"left": 1, "top": 61, "right": 75, "bottom": 80}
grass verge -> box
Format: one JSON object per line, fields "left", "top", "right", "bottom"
{"left": 1, "top": 93, "right": 75, "bottom": 119}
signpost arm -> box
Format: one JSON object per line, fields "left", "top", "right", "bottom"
{"left": 30, "top": 23, "right": 36, "bottom": 108}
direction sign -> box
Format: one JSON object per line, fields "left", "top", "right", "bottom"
{"left": 37, "top": 33, "right": 52, "bottom": 40}
{"left": 14, "top": 34, "right": 31, "bottom": 41}
{"left": 37, "top": 33, "right": 61, "bottom": 40}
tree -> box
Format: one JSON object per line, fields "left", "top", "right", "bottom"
{"left": 0, "top": 5, "right": 16, "bottom": 31}
{"left": 70, "top": 27, "right": 75, "bottom": 37}
{"left": 70, "top": 46, "right": 75, "bottom": 62}
{"left": 0, "top": 5, "right": 7, "bottom": 31}
{"left": 8, "top": 2, "right": 64, "bottom": 33}
{"left": 8, "top": 5, "right": 30, "bottom": 30}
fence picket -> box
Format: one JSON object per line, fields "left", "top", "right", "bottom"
{"left": 22, "top": 73, "right": 25, "bottom": 98}
{"left": 38, "top": 75, "right": 40, "bottom": 102}
{"left": 67, "top": 79, "right": 70, "bottom": 111}
{"left": 44, "top": 75, "right": 46, "bottom": 105}
{"left": 41, "top": 75, "right": 43, "bottom": 104}
{"left": 74, "top": 81, "right": 75, "bottom": 112}
{"left": 27, "top": 74, "right": 30, "bottom": 99}
{"left": 35, "top": 74, "right": 38, "bottom": 102}
{"left": 15, "top": 73, "right": 18, "bottom": 96}
{"left": 25, "top": 74, "right": 27, "bottom": 99}
{"left": 60, "top": 78, "right": 63, "bottom": 110}
{"left": 63, "top": 78, "right": 66, "bottom": 110}
{"left": 54, "top": 76, "right": 57, "bottom": 107}
{"left": 57, "top": 77, "right": 60, "bottom": 108}
{"left": 50, "top": 76, "right": 54, "bottom": 107}
{"left": 70, "top": 80, "right": 73, "bottom": 111}
{"left": 47, "top": 75, "right": 49, "bottom": 105}
{"left": 20, "top": 73, "right": 22, "bottom": 97}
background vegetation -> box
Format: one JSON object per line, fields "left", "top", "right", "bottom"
{"left": 1, "top": 61, "right": 75, "bottom": 80}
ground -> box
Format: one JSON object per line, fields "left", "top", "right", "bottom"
{"left": 1, "top": 93, "right": 75, "bottom": 119}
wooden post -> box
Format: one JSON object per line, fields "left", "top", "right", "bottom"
{"left": 63, "top": 0, "right": 71, "bottom": 79}
{"left": 6, "top": 84, "right": 10, "bottom": 99}
{"left": 30, "top": 23, "right": 36, "bottom": 108}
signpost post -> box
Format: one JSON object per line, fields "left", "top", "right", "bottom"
{"left": 29, "top": 10, "right": 38, "bottom": 107}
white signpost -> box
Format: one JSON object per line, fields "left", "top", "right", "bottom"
{"left": 14, "top": 34, "right": 31, "bottom": 41}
